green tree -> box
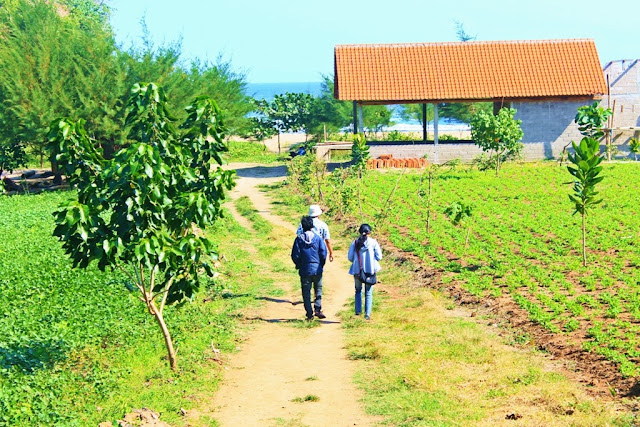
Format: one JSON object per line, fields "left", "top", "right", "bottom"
{"left": 0, "top": 0, "right": 125, "bottom": 166}
{"left": 629, "top": 138, "right": 640, "bottom": 161}
{"left": 246, "top": 117, "right": 277, "bottom": 147}
{"left": 574, "top": 102, "right": 613, "bottom": 160}
{"left": 119, "top": 24, "right": 252, "bottom": 137}
{"left": 0, "top": 141, "right": 27, "bottom": 178}
{"left": 567, "top": 137, "right": 604, "bottom": 266}
{"left": 470, "top": 108, "right": 524, "bottom": 175}
{"left": 307, "top": 75, "right": 352, "bottom": 137}
{"left": 575, "top": 102, "right": 612, "bottom": 140}
{"left": 444, "top": 201, "right": 473, "bottom": 247}
{"left": 454, "top": 20, "right": 476, "bottom": 42}
{"left": 351, "top": 133, "right": 370, "bottom": 174}
{"left": 49, "top": 83, "right": 235, "bottom": 370}
{"left": 363, "top": 105, "right": 393, "bottom": 139}
{"left": 253, "top": 92, "right": 315, "bottom": 152}
{"left": 439, "top": 102, "right": 492, "bottom": 124}
{"left": 397, "top": 104, "right": 434, "bottom": 126}
{"left": 57, "top": 0, "right": 111, "bottom": 29}
{"left": 560, "top": 102, "right": 612, "bottom": 164}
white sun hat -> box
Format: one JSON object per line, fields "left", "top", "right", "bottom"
{"left": 308, "top": 205, "right": 323, "bottom": 217}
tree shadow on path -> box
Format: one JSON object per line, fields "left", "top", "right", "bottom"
{"left": 245, "top": 316, "right": 341, "bottom": 325}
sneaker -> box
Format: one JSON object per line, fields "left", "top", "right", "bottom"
{"left": 355, "top": 312, "right": 361, "bottom": 316}
{"left": 306, "top": 314, "right": 314, "bottom": 321}
{"left": 315, "top": 311, "right": 326, "bottom": 319}
{"left": 364, "top": 315, "right": 370, "bottom": 320}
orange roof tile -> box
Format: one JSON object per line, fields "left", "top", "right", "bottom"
{"left": 334, "top": 39, "right": 607, "bottom": 102}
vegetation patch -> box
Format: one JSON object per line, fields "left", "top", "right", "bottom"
{"left": 227, "top": 140, "right": 283, "bottom": 164}
{"left": 234, "top": 196, "right": 273, "bottom": 233}
{"left": 0, "top": 191, "right": 283, "bottom": 425}
{"left": 291, "top": 394, "right": 320, "bottom": 403}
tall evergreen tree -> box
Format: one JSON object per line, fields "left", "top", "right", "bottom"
{"left": 0, "top": 0, "right": 125, "bottom": 165}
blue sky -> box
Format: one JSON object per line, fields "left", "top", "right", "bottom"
{"left": 109, "top": 0, "right": 640, "bottom": 83}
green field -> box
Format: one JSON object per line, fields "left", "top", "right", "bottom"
{"left": 0, "top": 190, "right": 284, "bottom": 426}
{"left": 351, "top": 162, "right": 640, "bottom": 378}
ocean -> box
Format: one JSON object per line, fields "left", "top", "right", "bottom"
{"left": 245, "top": 81, "right": 469, "bottom": 131}
{"left": 246, "top": 82, "right": 323, "bottom": 101}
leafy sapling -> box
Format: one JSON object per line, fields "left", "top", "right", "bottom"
{"left": 470, "top": 108, "right": 523, "bottom": 176}
{"left": 567, "top": 137, "right": 604, "bottom": 266}
{"left": 444, "top": 201, "right": 473, "bottom": 248}
{"left": 629, "top": 138, "right": 640, "bottom": 161}
{"left": 350, "top": 133, "right": 370, "bottom": 175}
{"left": 560, "top": 102, "right": 612, "bottom": 164}
{"left": 49, "top": 83, "right": 235, "bottom": 370}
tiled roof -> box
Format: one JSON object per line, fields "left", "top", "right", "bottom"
{"left": 334, "top": 39, "right": 607, "bottom": 102}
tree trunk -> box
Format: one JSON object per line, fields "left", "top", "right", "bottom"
{"left": 150, "top": 301, "right": 178, "bottom": 371}
{"left": 277, "top": 132, "right": 281, "bottom": 154}
{"left": 465, "top": 226, "right": 471, "bottom": 248}
{"left": 357, "top": 179, "right": 364, "bottom": 221}
{"left": 582, "top": 211, "right": 587, "bottom": 267}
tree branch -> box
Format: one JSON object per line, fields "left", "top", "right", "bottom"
{"left": 159, "top": 275, "right": 176, "bottom": 313}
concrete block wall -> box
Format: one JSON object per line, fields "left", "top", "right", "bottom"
{"left": 605, "top": 60, "right": 640, "bottom": 95}
{"left": 602, "top": 60, "right": 640, "bottom": 158}
{"left": 513, "top": 100, "right": 589, "bottom": 160}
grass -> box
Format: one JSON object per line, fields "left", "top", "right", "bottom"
{"left": 291, "top": 394, "right": 320, "bottom": 403}
{"left": 226, "top": 140, "right": 285, "bottom": 164}
{"left": 234, "top": 195, "right": 273, "bottom": 234}
{"left": 0, "top": 190, "right": 289, "bottom": 426}
{"left": 337, "top": 256, "right": 632, "bottom": 426}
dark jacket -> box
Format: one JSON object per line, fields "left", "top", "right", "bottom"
{"left": 291, "top": 230, "right": 327, "bottom": 277}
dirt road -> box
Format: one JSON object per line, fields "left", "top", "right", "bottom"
{"left": 204, "top": 163, "right": 378, "bottom": 426}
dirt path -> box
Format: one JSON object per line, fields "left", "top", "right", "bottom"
{"left": 202, "top": 163, "right": 378, "bottom": 426}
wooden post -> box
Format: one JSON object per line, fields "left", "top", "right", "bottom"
{"left": 493, "top": 101, "right": 502, "bottom": 115}
{"left": 433, "top": 103, "right": 439, "bottom": 164}
{"left": 422, "top": 103, "right": 427, "bottom": 142}
{"left": 352, "top": 101, "right": 358, "bottom": 134}
{"left": 606, "top": 75, "right": 612, "bottom": 160}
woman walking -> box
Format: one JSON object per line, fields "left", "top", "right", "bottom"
{"left": 347, "top": 224, "right": 382, "bottom": 320}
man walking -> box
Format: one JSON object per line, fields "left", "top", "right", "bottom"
{"left": 296, "top": 204, "right": 334, "bottom": 262}
{"left": 291, "top": 216, "right": 328, "bottom": 320}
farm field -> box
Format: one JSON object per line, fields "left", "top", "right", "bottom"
{"left": 279, "top": 160, "right": 640, "bottom": 390}
{"left": 0, "top": 190, "right": 286, "bottom": 426}
{"left": 357, "top": 162, "right": 640, "bottom": 386}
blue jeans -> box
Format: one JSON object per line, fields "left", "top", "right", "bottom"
{"left": 354, "top": 276, "right": 373, "bottom": 317}
{"left": 301, "top": 274, "right": 323, "bottom": 317}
